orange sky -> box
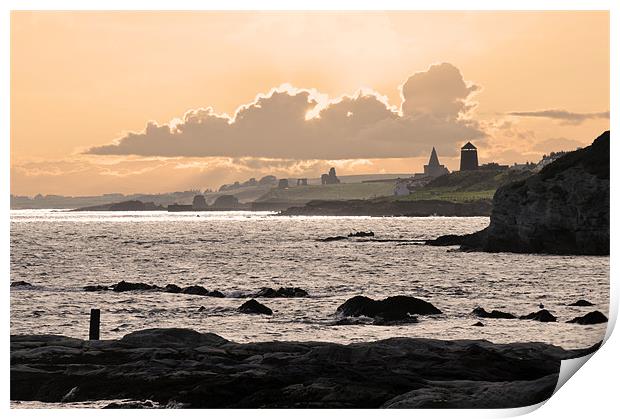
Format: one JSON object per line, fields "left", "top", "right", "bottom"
{"left": 11, "top": 11, "right": 609, "bottom": 196}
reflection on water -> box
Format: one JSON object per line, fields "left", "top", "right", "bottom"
{"left": 10, "top": 210, "right": 609, "bottom": 349}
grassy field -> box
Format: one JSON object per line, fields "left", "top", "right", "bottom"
{"left": 255, "top": 181, "right": 396, "bottom": 203}
{"left": 390, "top": 188, "right": 497, "bottom": 202}
{"left": 253, "top": 169, "right": 533, "bottom": 204}
{"left": 391, "top": 169, "right": 532, "bottom": 203}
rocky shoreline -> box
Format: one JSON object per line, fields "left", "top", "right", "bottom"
{"left": 278, "top": 199, "right": 492, "bottom": 217}
{"left": 428, "top": 131, "right": 610, "bottom": 255}
{"left": 10, "top": 328, "right": 600, "bottom": 408}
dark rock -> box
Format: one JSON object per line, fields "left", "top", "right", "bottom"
{"left": 10, "top": 328, "right": 601, "bottom": 408}
{"left": 103, "top": 400, "right": 156, "bottom": 409}
{"left": 112, "top": 281, "right": 159, "bottom": 292}
{"left": 238, "top": 299, "right": 273, "bottom": 315}
{"left": 381, "top": 374, "right": 559, "bottom": 409}
{"left": 472, "top": 307, "right": 516, "bottom": 319}
{"left": 10, "top": 281, "right": 33, "bottom": 288}
{"left": 119, "top": 328, "right": 228, "bottom": 348}
{"left": 83, "top": 285, "right": 109, "bottom": 292}
{"left": 472, "top": 321, "right": 485, "bottom": 327}
{"left": 429, "top": 131, "right": 610, "bottom": 255}
{"left": 207, "top": 290, "right": 225, "bottom": 298}
{"left": 181, "top": 285, "right": 209, "bottom": 296}
{"left": 567, "top": 310, "right": 608, "bottom": 325}
{"left": 348, "top": 231, "right": 375, "bottom": 238}
{"left": 317, "top": 236, "right": 348, "bottom": 242}
{"left": 255, "top": 287, "right": 308, "bottom": 298}
{"left": 197, "top": 306, "right": 206, "bottom": 312}
{"left": 337, "top": 295, "right": 441, "bottom": 320}
{"left": 163, "top": 284, "right": 182, "bottom": 293}
{"left": 60, "top": 386, "right": 79, "bottom": 402}
{"left": 568, "top": 299, "right": 594, "bottom": 307}
{"left": 519, "top": 310, "right": 557, "bottom": 323}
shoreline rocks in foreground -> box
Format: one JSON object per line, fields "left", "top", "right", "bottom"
{"left": 427, "top": 131, "right": 610, "bottom": 255}
{"left": 10, "top": 328, "right": 600, "bottom": 409}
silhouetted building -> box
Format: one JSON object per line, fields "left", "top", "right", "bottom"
{"left": 394, "top": 177, "right": 433, "bottom": 196}
{"left": 460, "top": 141, "right": 479, "bottom": 171}
{"left": 278, "top": 179, "right": 289, "bottom": 189}
{"left": 321, "top": 167, "right": 340, "bottom": 185}
{"left": 192, "top": 195, "right": 208, "bottom": 210}
{"left": 480, "top": 162, "right": 509, "bottom": 171}
{"left": 423, "top": 147, "right": 450, "bottom": 178}
{"left": 296, "top": 178, "right": 308, "bottom": 186}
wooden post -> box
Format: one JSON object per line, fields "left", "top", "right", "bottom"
{"left": 89, "top": 308, "right": 100, "bottom": 340}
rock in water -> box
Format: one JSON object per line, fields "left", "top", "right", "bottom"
{"left": 567, "top": 311, "right": 608, "bottom": 325}
{"left": 348, "top": 231, "right": 375, "bottom": 238}
{"left": 568, "top": 299, "right": 594, "bottom": 307}
{"left": 238, "top": 299, "right": 273, "bottom": 315}
{"left": 112, "top": 281, "right": 159, "bottom": 292}
{"left": 254, "top": 287, "right": 308, "bottom": 298}
{"left": 428, "top": 131, "right": 610, "bottom": 255}
{"left": 472, "top": 321, "right": 485, "bottom": 327}
{"left": 164, "top": 284, "right": 182, "bottom": 293}
{"left": 519, "top": 310, "right": 557, "bottom": 323}
{"left": 181, "top": 285, "right": 209, "bottom": 296}
{"left": 337, "top": 295, "right": 441, "bottom": 320}
{"left": 317, "top": 236, "right": 348, "bottom": 242}
{"left": 11, "top": 281, "right": 33, "bottom": 288}
{"left": 472, "top": 307, "right": 516, "bottom": 319}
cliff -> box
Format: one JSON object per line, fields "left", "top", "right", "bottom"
{"left": 429, "top": 131, "right": 610, "bottom": 255}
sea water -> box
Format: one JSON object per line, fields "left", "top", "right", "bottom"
{"left": 10, "top": 210, "right": 609, "bottom": 350}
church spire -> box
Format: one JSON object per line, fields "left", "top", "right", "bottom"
{"left": 428, "top": 147, "right": 440, "bottom": 167}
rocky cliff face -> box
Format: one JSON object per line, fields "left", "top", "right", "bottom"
{"left": 431, "top": 131, "right": 609, "bottom": 255}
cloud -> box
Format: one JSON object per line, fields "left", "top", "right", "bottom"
{"left": 508, "top": 109, "right": 609, "bottom": 124}
{"left": 86, "top": 63, "right": 484, "bottom": 159}
{"left": 533, "top": 137, "right": 585, "bottom": 153}
{"left": 401, "top": 62, "right": 480, "bottom": 119}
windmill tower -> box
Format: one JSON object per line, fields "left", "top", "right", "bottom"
{"left": 460, "top": 142, "right": 479, "bottom": 171}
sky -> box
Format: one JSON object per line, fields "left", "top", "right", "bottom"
{"left": 10, "top": 11, "right": 609, "bottom": 196}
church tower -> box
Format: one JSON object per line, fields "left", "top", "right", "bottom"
{"left": 423, "top": 147, "right": 449, "bottom": 178}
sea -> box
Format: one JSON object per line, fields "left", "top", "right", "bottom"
{"left": 10, "top": 210, "right": 609, "bottom": 351}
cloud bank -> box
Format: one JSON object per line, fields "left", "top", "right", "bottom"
{"left": 86, "top": 63, "right": 484, "bottom": 159}
{"left": 508, "top": 109, "right": 609, "bottom": 124}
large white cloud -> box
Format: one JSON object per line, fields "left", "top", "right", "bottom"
{"left": 86, "top": 63, "right": 484, "bottom": 159}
